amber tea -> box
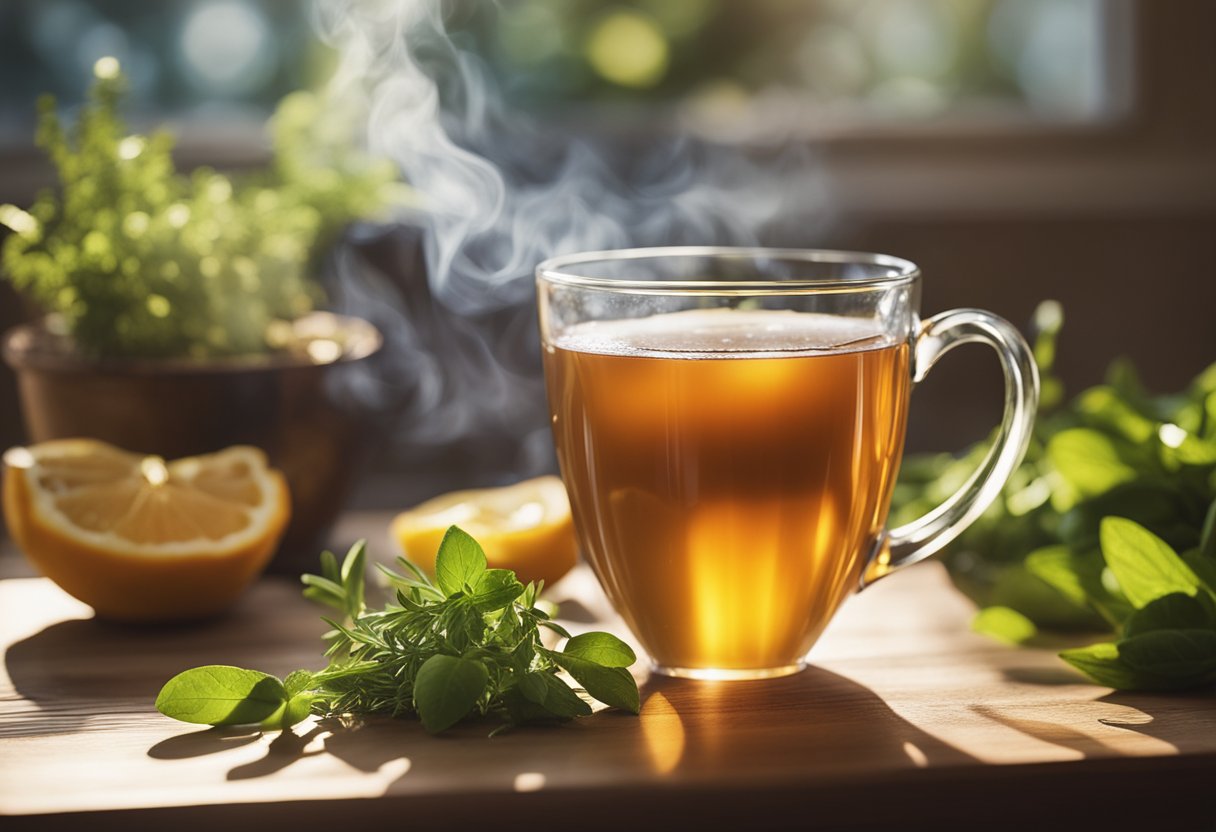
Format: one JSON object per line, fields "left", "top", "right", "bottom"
{"left": 545, "top": 309, "right": 911, "bottom": 675}
{"left": 539, "top": 247, "right": 1038, "bottom": 680}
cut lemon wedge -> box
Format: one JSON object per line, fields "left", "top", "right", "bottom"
{"left": 390, "top": 475, "right": 578, "bottom": 587}
{"left": 3, "top": 439, "right": 290, "bottom": 621}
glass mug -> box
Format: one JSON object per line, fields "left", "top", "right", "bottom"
{"left": 537, "top": 248, "right": 1039, "bottom": 680}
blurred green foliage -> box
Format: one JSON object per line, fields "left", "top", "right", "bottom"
{"left": 893, "top": 301, "right": 1216, "bottom": 687}
{"left": 0, "top": 59, "right": 397, "bottom": 359}
{"left": 460, "top": 0, "right": 1033, "bottom": 112}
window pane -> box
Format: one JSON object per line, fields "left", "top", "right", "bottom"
{"left": 469, "top": 0, "right": 1115, "bottom": 126}
{"left": 0, "top": 0, "right": 1119, "bottom": 139}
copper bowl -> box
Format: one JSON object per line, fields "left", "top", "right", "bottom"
{"left": 1, "top": 312, "right": 382, "bottom": 571}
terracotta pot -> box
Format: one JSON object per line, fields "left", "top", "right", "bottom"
{"left": 1, "top": 312, "right": 382, "bottom": 571}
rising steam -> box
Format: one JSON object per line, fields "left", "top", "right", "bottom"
{"left": 311, "top": 0, "right": 830, "bottom": 480}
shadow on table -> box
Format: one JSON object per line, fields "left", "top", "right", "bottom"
{"left": 1095, "top": 690, "right": 1216, "bottom": 753}
{"left": 140, "top": 665, "right": 975, "bottom": 788}
{"left": 969, "top": 704, "right": 1124, "bottom": 758}
{"left": 982, "top": 660, "right": 1216, "bottom": 758}
{"left": 4, "top": 590, "right": 321, "bottom": 737}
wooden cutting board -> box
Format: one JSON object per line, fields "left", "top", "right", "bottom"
{"left": 1, "top": 516, "right": 1213, "bottom": 831}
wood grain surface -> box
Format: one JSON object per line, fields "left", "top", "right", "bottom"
{"left": 2, "top": 515, "right": 1214, "bottom": 831}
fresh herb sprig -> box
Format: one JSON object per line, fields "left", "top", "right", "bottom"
{"left": 1057, "top": 515, "right": 1216, "bottom": 690}
{"left": 892, "top": 301, "right": 1216, "bottom": 690}
{"left": 156, "top": 527, "right": 640, "bottom": 734}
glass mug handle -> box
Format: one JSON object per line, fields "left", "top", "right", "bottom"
{"left": 862, "top": 309, "right": 1040, "bottom": 587}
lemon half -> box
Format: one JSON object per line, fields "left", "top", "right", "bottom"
{"left": 3, "top": 439, "right": 290, "bottom": 621}
{"left": 390, "top": 475, "right": 578, "bottom": 587}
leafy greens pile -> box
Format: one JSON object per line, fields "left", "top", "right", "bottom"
{"left": 156, "top": 527, "right": 640, "bottom": 734}
{"left": 892, "top": 302, "right": 1216, "bottom": 690}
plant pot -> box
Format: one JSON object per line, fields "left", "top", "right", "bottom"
{"left": 1, "top": 312, "right": 382, "bottom": 572}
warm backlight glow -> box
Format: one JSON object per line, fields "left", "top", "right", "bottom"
{"left": 513, "top": 772, "right": 546, "bottom": 792}
{"left": 140, "top": 456, "right": 170, "bottom": 486}
{"left": 3, "top": 447, "right": 35, "bottom": 470}
{"left": 641, "top": 692, "right": 685, "bottom": 775}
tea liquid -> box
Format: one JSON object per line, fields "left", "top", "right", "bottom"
{"left": 544, "top": 309, "right": 910, "bottom": 673}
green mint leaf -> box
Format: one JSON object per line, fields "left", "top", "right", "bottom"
{"left": 413, "top": 655, "right": 488, "bottom": 733}
{"left": 1047, "top": 428, "right": 1137, "bottom": 497}
{"left": 988, "top": 562, "right": 1104, "bottom": 630}
{"left": 1021, "top": 546, "right": 1127, "bottom": 628}
{"left": 258, "top": 701, "right": 287, "bottom": 729}
{"left": 538, "top": 620, "right": 573, "bottom": 640}
{"left": 521, "top": 582, "right": 538, "bottom": 610}
{"left": 339, "top": 539, "right": 367, "bottom": 618}
{"left": 1164, "top": 431, "right": 1216, "bottom": 466}
{"left": 547, "top": 652, "right": 640, "bottom": 714}
{"left": 435, "top": 526, "right": 487, "bottom": 597}
{"left": 279, "top": 693, "right": 318, "bottom": 728}
{"left": 469, "top": 569, "right": 525, "bottom": 612}
{"left": 501, "top": 687, "right": 564, "bottom": 725}
{"left": 283, "top": 670, "right": 315, "bottom": 697}
{"left": 1059, "top": 643, "right": 1147, "bottom": 690}
{"left": 1101, "top": 517, "right": 1202, "bottom": 608}
{"left": 1075, "top": 387, "right": 1155, "bottom": 443}
{"left": 257, "top": 691, "right": 318, "bottom": 730}
{"left": 1181, "top": 548, "right": 1216, "bottom": 599}
{"left": 518, "top": 671, "right": 549, "bottom": 704}
{"left": 1123, "top": 593, "right": 1215, "bottom": 638}
{"left": 530, "top": 671, "right": 593, "bottom": 718}
{"left": 511, "top": 635, "right": 538, "bottom": 671}
{"left": 1118, "top": 629, "right": 1216, "bottom": 682}
{"left": 1024, "top": 546, "right": 1090, "bottom": 608}
{"left": 155, "top": 666, "right": 287, "bottom": 726}
{"left": 562, "top": 632, "right": 637, "bottom": 667}
{"left": 972, "top": 606, "right": 1038, "bottom": 645}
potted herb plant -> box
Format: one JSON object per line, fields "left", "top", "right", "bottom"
{"left": 0, "top": 58, "right": 398, "bottom": 566}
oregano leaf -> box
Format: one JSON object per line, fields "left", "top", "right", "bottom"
{"left": 434, "top": 526, "right": 487, "bottom": 597}
{"left": 413, "top": 655, "right": 488, "bottom": 733}
{"left": 470, "top": 569, "right": 525, "bottom": 612}
{"left": 546, "top": 651, "right": 640, "bottom": 714}
{"left": 562, "top": 632, "right": 637, "bottom": 667}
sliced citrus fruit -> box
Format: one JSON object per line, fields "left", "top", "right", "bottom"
{"left": 3, "top": 439, "right": 290, "bottom": 621}
{"left": 390, "top": 475, "right": 578, "bottom": 587}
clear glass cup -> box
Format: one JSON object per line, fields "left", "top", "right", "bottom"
{"left": 537, "top": 247, "right": 1038, "bottom": 680}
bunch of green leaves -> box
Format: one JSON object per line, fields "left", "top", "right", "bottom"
{"left": 1057, "top": 516, "right": 1216, "bottom": 690}
{"left": 156, "top": 528, "right": 641, "bottom": 735}
{"left": 0, "top": 59, "right": 397, "bottom": 359}
{"left": 892, "top": 301, "right": 1216, "bottom": 689}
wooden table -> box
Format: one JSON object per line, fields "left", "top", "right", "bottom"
{"left": 2, "top": 514, "right": 1214, "bottom": 831}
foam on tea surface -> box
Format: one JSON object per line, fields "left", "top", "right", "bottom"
{"left": 552, "top": 309, "right": 891, "bottom": 359}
